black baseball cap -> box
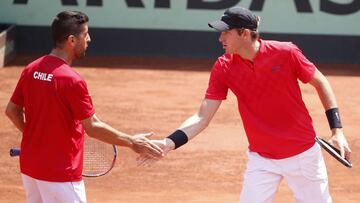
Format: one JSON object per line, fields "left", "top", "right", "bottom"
{"left": 208, "top": 7, "right": 258, "bottom": 32}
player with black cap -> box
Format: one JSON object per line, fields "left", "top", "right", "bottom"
{"left": 208, "top": 6, "right": 258, "bottom": 31}
{"left": 139, "top": 6, "right": 351, "bottom": 203}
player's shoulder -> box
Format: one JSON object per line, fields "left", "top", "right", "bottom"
{"left": 41, "top": 55, "right": 84, "bottom": 84}
{"left": 262, "top": 39, "right": 299, "bottom": 52}
{"left": 57, "top": 64, "right": 82, "bottom": 79}
{"left": 21, "top": 55, "right": 48, "bottom": 75}
{"left": 216, "top": 54, "right": 236, "bottom": 67}
{"left": 39, "top": 56, "right": 82, "bottom": 80}
{"left": 211, "top": 54, "right": 237, "bottom": 75}
{"left": 24, "top": 55, "right": 46, "bottom": 69}
{"left": 56, "top": 66, "right": 84, "bottom": 86}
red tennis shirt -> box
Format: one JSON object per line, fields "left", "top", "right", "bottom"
{"left": 205, "top": 39, "right": 316, "bottom": 159}
{"left": 11, "top": 55, "right": 95, "bottom": 181}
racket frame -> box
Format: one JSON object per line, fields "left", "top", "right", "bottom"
{"left": 315, "top": 136, "right": 352, "bottom": 168}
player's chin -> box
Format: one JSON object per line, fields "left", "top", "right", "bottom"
{"left": 223, "top": 48, "right": 232, "bottom": 54}
{"left": 76, "top": 51, "right": 87, "bottom": 59}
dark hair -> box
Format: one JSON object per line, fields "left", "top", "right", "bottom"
{"left": 250, "top": 30, "right": 260, "bottom": 40}
{"left": 51, "top": 11, "right": 89, "bottom": 47}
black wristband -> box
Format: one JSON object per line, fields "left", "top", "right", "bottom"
{"left": 167, "top": 130, "right": 188, "bottom": 149}
{"left": 325, "top": 108, "right": 342, "bottom": 129}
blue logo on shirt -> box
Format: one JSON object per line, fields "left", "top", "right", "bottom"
{"left": 271, "top": 66, "right": 280, "bottom": 72}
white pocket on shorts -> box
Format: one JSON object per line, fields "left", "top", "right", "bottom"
{"left": 298, "top": 143, "right": 328, "bottom": 181}
{"left": 246, "top": 151, "right": 268, "bottom": 172}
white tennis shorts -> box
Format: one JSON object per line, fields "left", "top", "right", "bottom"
{"left": 21, "top": 173, "right": 86, "bottom": 203}
{"left": 239, "top": 143, "right": 331, "bottom": 203}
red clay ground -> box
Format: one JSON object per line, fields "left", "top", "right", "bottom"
{"left": 0, "top": 56, "right": 359, "bottom": 203}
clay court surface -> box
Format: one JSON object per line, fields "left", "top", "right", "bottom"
{"left": 0, "top": 55, "right": 359, "bottom": 203}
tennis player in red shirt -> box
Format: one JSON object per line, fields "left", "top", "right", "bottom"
{"left": 5, "top": 11, "right": 163, "bottom": 203}
{"left": 138, "top": 6, "right": 351, "bottom": 203}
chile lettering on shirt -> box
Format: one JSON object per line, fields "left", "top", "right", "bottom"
{"left": 33, "top": 71, "right": 53, "bottom": 82}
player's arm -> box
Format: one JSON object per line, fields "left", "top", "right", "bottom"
{"left": 81, "top": 114, "right": 163, "bottom": 158}
{"left": 309, "top": 69, "right": 338, "bottom": 110}
{"left": 164, "top": 98, "right": 222, "bottom": 151}
{"left": 5, "top": 101, "right": 25, "bottom": 133}
{"left": 136, "top": 99, "right": 221, "bottom": 166}
{"left": 309, "top": 69, "right": 351, "bottom": 160}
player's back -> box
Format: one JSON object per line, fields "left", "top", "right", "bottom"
{"left": 14, "top": 55, "right": 87, "bottom": 182}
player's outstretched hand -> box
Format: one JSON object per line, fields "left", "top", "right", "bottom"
{"left": 136, "top": 138, "right": 174, "bottom": 166}
{"left": 130, "top": 132, "right": 164, "bottom": 158}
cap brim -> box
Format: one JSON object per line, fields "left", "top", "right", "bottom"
{"left": 208, "top": 20, "right": 230, "bottom": 32}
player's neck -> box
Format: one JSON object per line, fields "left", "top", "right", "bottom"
{"left": 237, "top": 40, "right": 260, "bottom": 62}
{"left": 49, "top": 48, "right": 74, "bottom": 65}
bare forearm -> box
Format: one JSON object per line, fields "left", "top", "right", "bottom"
{"left": 178, "top": 114, "right": 210, "bottom": 140}
{"left": 82, "top": 114, "right": 163, "bottom": 157}
{"left": 310, "top": 69, "right": 338, "bottom": 110}
{"left": 7, "top": 113, "right": 24, "bottom": 132}
{"left": 5, "top": 102, "right": 25, "bottom": 132}
{"left": 86, "top": 121, "right": 133, "bottom": 147}
{"left": 315, "top": 80, "right": 337, "bottom": 109}
{"left": 164, "top": 114, "right": 209, "bottom": 151}
{"left": 166, "top": 99, "right": 221, "bottom": 150}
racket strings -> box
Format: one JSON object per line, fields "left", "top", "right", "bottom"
{"left": 83, "top": 136, "right": 116, "bottom": 176}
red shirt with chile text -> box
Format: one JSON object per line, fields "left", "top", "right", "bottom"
{"left": 11, "top": 55, "right": 95, "bottom": 181}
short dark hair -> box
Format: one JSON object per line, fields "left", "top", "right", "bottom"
{"left": 51, "top": 11, "right": 89, "bottom": 47}
{"left": 250, "top": 30, "right": 260, "bottom": 41}
{"left": 236, "top": 28, "right": 259, "bottom": 41}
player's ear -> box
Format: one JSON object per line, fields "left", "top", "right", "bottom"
{"left": 243, "top": 29, "right": 251, "bottom": 37}
{"left": 66, "top": 35, "right": 77, "bottom": 47}
{"left": 67, "top": 35, "right": 76, "bottom": 43}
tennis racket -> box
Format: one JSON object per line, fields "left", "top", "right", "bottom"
{"left": 315, "top": 136, "right": 352, "bottom": 168}
{"left": 9, "top": 135, "right": 117, "bottom": 177}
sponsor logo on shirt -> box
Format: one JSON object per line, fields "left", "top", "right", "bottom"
{"left": 33, "top": 71, "right": 53, "bottom": 82}
{"left": 271, "top": 66, "right": 280, "bottom": 72}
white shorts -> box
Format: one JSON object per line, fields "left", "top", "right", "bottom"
{"left": 21, "top": 173, "right": 86, "bottom": 203}
{"left": 239, "top": 143, "right": 331, "bottom": 203}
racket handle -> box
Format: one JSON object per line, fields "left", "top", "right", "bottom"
{"left": 10, "top": 148, "right": 20, "bottom": 157}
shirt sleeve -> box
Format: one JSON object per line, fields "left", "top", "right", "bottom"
{"left": 10, "top": 68, "right": 27, "bottom": 107}
{"left": 290, "top": 43, "right": 316, "bottom": 83}
{"left": 205, "top": 59, "right": 228, "bottom": 100}
{"left": 64, "top": 80, "right": 95, "bottom": 120}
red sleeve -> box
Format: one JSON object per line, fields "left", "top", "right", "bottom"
{"left": 205, "top": 58, "right": 228, "bottom": 100}
{"left": 64, "top": 80, "right": 95, "bottom": 120}
{"left": 290, "top": 43, "right": 316, "bottom": 83}
{"left": 10, "top": 69, "right": 27, "bottom": 107}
